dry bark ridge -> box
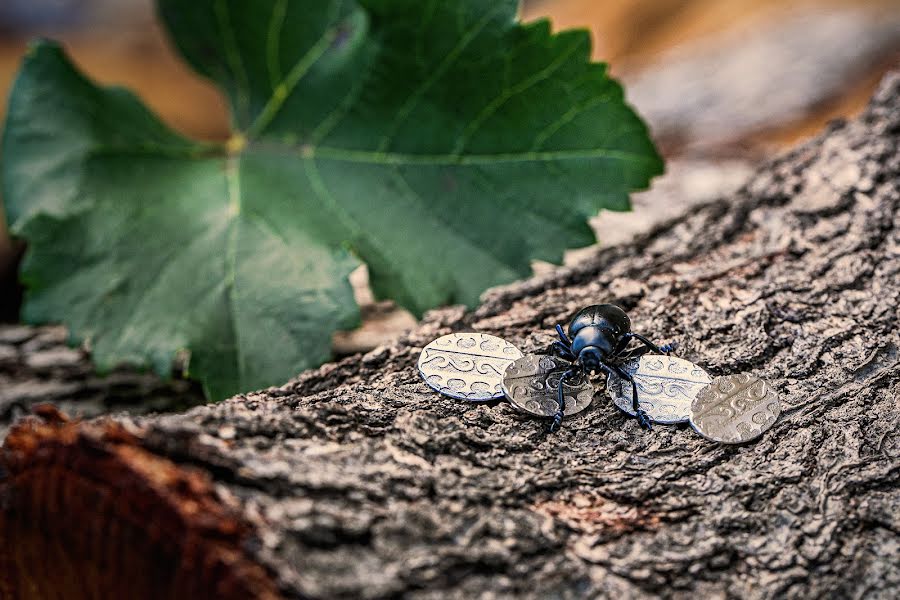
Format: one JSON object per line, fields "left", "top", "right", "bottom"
{"left": 2, "top": 73, "right": 899, "bottom": 599}
{"left": 0, "top": 325, "right": 205, "bottom": 441}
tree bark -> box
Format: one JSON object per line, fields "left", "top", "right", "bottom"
{"left": 0, "top": 325, "right": 205, "bottom": 441}
{"left": 2, "top": 72, "right": 898, "bottom": 600}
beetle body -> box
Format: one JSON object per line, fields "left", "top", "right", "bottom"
{"left": 568, "top": 304, "right": 631, "bottom": 372}
{"left": 548, "top": 303, "right": 674, "bottom": 432}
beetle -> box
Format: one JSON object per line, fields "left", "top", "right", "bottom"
{"left": 548, "top": 304, "right": 676, "bottom": 432}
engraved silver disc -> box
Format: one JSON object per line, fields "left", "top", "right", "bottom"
{"left": 689, "top": 373, "right": 781, "bottom": 444}
{"left": 417, "top": 333, "right": 523, "bottom": 401}
{"left": 607, "top": 355, "right": 712, "bottom": 424}
{"left": 502, "top": 354, "right": 594, "bottom": 417}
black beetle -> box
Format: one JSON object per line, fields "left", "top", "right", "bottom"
{"left": 549, "top": 304, "right": 675, "bottom": 432}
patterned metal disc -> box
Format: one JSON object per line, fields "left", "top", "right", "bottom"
{"left": 689, "top": 373, "right": 781, "bottom": 443}
{"left": 502, "top": 354, "right": 594, "bottom": 417}
{"left": 417, "top": 333, "right": 523, "bottom": 401}
{"left": 607, "top": 355, "right": 711, "bottom": 424}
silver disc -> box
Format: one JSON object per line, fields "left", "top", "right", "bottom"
{"left": 607, "top": 355, "right": 711, "bottom": 424}
{"left": 417, "top": 333, "right": 523, "bottom": 401}
{"left": 689, "top": 373, "right": 781, "bottom": 444}
{"left": 502, "top": 354, "right": 594, "bottom": 417}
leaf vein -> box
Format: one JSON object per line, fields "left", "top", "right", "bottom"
{"left": 309, "top": 146, "right": 659, "bottom": 166}
{"left": 224, "top": 154, "right": 245, "bottom": 387}
{"left": 307, "top": 58, "right": 371, "bottom": 146}
{"left": 452, "top": 39, "right": 584, "bottom": 155}
{"left": 530, "top": 92, "right": 616, "bottom": 151}
{"left": 375, "top": 3, "right": 507, "bottom": 153}
{"left": 214, "top": 0, "right": 251, "bottom": 125}
{"left": 389, "top": 167, "right": 521, "bottom": 274}
{"left": 249, "top": 0, "right": 345, "bottom": 138}
{"left": 265, "top": 0, "right": 288, "bottom": 89}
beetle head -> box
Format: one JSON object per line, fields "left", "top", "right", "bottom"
{"left": 577, "top": 346, "right": 604, "bottom": 373}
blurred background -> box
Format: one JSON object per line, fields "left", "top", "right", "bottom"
{"left": 0, "top": 0, "right": 897, "bottom": 360}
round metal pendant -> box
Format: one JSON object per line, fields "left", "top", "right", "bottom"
{"left": 502, "top": 354, "right": 594, "bottom": 417}
{"left": 689, "top": 374, "right": 781, "bottom": 444}
{"left": 417, "top": 333, "right": 523, "bottom": 401}
{"left": 607, "top": 355, "right": 711, "bottom": 424}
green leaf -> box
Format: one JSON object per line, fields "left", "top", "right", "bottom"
{"left": 2, "top": 0, "right": 663, "bottom": 399}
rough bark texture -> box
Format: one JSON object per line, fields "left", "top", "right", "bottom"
{"left": 2, "top": 73, "right": 899, "bottom": 600}
{"left": 0, "top": 325, "right": 205, "bottom": 441}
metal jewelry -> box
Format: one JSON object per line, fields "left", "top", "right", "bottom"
{"left": 417, "top": 332, "right": 523, "bottom": 401}
{"left": 607, "top": 354, "right": 712, "bottom": 424}
{"left": 689, "top": 373, "right": 781, "bottom": 443}
{"left": 416, "top": 304, "right": 781, "bottom": 443}
{"left": 502, "top": 354, "right": 594, "bottom": 418}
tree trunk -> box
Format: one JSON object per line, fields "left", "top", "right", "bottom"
{"left": 2, "top": 72, "right": 898, "bottom": 600}
{"left": 0, "top": 325, "right": 205, "bottom": 441}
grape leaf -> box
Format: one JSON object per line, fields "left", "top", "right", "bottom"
{"left": 2, "top": 0, "right": 663, "bottom": 399}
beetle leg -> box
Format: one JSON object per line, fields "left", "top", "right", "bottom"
{"left": 550, "top": 340, "right": 576, "bottom": 360}
{"left": 555, "top": 324, "right": 572, "bottom": 346}
{"left": 612, "top": 333, "right": 633, "bottom": 355}
{"left": 635, "top": 409, "right": 653, "bottom": 430}
{"left": 619, "top": 332, "right": 677, "bottom": 355}
{"left": 658, "top": 342, "right": 678, "bottom": 354}
{"left": 549, "top": 367, "right": 576, "bottom": 433}
{"left": 619, "top": 346, "right": 653, "bottom": 360}
{"left": 605, "top": 361, "right": 653, "bottom": 431}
